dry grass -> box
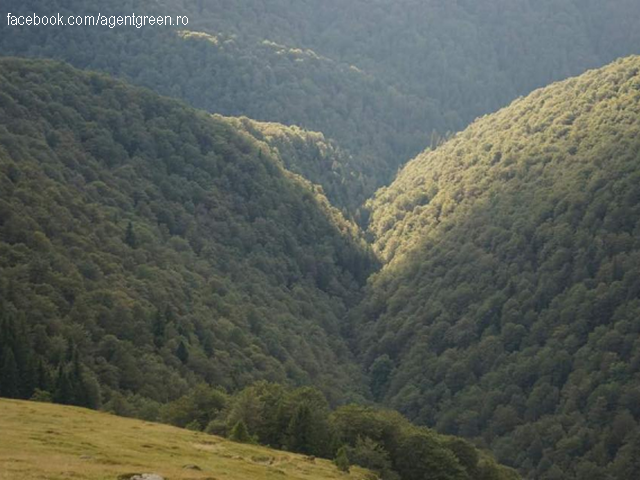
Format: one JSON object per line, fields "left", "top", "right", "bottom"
{"left": 0, "top": 399, "right": 370, "bottom": 480}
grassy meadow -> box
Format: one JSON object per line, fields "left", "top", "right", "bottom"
{"left": 0, "top": 399, "right": 370, "bottom": 480}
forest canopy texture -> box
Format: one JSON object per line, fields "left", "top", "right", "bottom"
{"left": 4, "top": 0, "right": 640, "bottom": 213}
{"left": 0, "top": 57, "right": 520, "bottom": 480}
{"left": 358, "top": 56, "right": 640, "bottom": 480}
{"left": 2, "top": 2, "right": 640, "bottom": 480}
{"left": 0, "top": 58, "right": 376, "bottom": 407}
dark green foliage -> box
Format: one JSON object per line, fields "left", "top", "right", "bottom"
{"left": 176, "top": 341, "right": 189, "bottom": 364}
{"left": 0, "top": 348, "right": 19, "bottom": 398}
{"left": 52, "top": 350, "right": 100, "bottom": 409}
{"left": 348, "top": 437, "right": 397, "bottom": 480}
{"left": 0, "top": 58, "right": 375, "bottom": 409}
{"left": 164, "top": 382, "right": 515, "bottom": 480}
{"left": 160, "top": 384, "right": 227, "bottom": 430}
{"left": 369, "top": 355, "right": 394, "bottom": 402}
{"left": 287, "top": 404, "right": 318, "bottom": 455}
{"left": 0, "top": 309, "right": 40, "bottom": 399}
{"left": 124, "top": 222, "right": 137, "bottom": 249}
{"left": 359, "top": 57, "right": 640, "bottom": 479}
{"left": 329, "top": 404, "right": 512, "bottom": 480}
{"left": 52, "top": 365, "right": 73, "bottom": 406}
{"left": 445, "top": 438, "right": 480, "bottom": 479}
{"left": 185, "top": 420, "right": 202, "bottom": 431}
{"left": 229, "top": 420, "right": 254, "bottom": 444}
{"left": 394, "top": 433, "right": 467, "bottom": 480}
{"left": 4, "top": 0, "right": 640, "bottom": 211}
{"left": 334, "top": 445, "right": 350, "bottom": 473}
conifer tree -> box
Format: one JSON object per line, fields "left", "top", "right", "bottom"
{"left": 0, "top": 348, "right": 20, "bottom": 398}
{"left": 229, "top": 420, "right": 253, "bottom": 443}
{"left": 124, "top": 221, "right": 137, "bottom": 248}
{"left": 152, "top": 310, "right": 166, "bottom": 347}
{"left": 287, "top": 404, "right": 315, "bottom": 455}
{"left": 176, "top": 340, "right": 189, "bottom": 364}
{"left": 334, "top": 446, "right": 350, "bottom": 473}
{"left": 53, "top": 364, "right": 73, "bottom": 405}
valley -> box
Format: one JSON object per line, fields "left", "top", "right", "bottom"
{"left": 1, "top": 2, "right": 640, "bottom": 479}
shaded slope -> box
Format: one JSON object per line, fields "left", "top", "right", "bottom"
{"left": 6, "top": 1, "right": 640, "bottom": 209}
{"left": 220, "top": 116, "right": 372, "bottom": 221}
{"left": 0, "top": 58, "right": 376, "bottom": 406}
{"left": 180, "top": 0, "right": 640, "bottom": 137}
{"left": 358, "top": 57, "right": 640, "bottom": 479}
{"left": 0, "top": 0, "right": 443, "bottom": 210}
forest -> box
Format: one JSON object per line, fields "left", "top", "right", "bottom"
{"left": 2, "top": 1, "right": 640, "bottom": 480}
{"left": 358, "top": 57, "right": 640, "bottom": 479}
{"left": 5, "top": 0, "right": 640, "bottom": 213}
{"left": 0, "top": 58, "right": 516, "bottom": 480}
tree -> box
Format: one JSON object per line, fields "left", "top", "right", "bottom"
{"left": 287, "top": 403, "right": 316, "bottom": 454}
{"left": 161, "top": 384, "right": 227, "bottom": 428}
{"left": 124, "top": 221, "right": 137, "bottom": 248}
{"left": 334, "top": 445, "right": 350, "bottom": 473}
{"left": 349, "top": 436, "right": 396, "bottom": 477}
{"left": 176, "top": 340, "right": 189, "bottom": 364}
{"left": 445, "top": 437, "right": 480, "bottom": 478}
{"left": 0, "top": 348, "right": 19, "bottom": 398}
{"left": 370, "top": 355, "right": 394, "bottom": 401}
{"left": 393, "top": 433, "right": 467, "bottom": 480}
{"left": 53, "top": 364, "right": 73, "bottom": 405}
{"left": 229, "top": 420, "right": 254, "bottom": 443}
{"left": 152, "top": 310, "right": 166, "bottom": 347}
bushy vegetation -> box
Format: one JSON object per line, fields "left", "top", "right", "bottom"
{"left": 156, "top": 381, "right": 519, "bottom": 480}
{"left": 358, "top": 57, "right": 640, "bottom": 479}
{"left": 0, "top": 58, "right": 376, "bottom": 410}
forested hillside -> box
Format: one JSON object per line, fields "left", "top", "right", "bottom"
{"left": 0, "top": 397, "right": 519, "bottom": 480}
{"left": 1, "top": 0, "right": 444, "bottom": 210}
{"left": 219, "top": 116, "right": 369, "bottom": 220}
{"left": 358, "top": 57, "right": 640, "bottom": 479}
{"left": 0, "top": 58, "right": 377, "bottom": 410}
{"left": 0, "top": 57, "right": 520, "bottom": 480}
{"left": 184, "top": 0, "right": 640, "bottom": 128}
{"left": 5, "top": 0, "right": 640, "bottom": 212}
{"left": 3, "top": 2, "right": 640, "bottom": 479}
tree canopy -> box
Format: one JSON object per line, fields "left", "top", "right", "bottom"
{"left": 358, "top": 56, "right": 640, "bottom": 480}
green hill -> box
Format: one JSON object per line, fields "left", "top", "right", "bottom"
{"left": 0, "top": 0, "right": 443, "bottom": 210}
{"left": 0, "top": 57, "right": 376, "bottom": 408}
{"left": 0, "top": 395, "right": 519, "bottom": 480}
{"left": 358, "top": 56, "right": 640, "bottom": 479}
{"left": 219, "top": 116, "right": 372, "bottom": 222}
{"left": 0, "top": 398, "right": 373, "bottom": 480}
{"left": 6, "top": 0, "right": 640, "bottom": 210}
{"left": 0, "top": 57, "right": 521, "bottom": 480}
{"left": 181, "top": 0, "right": 640, "bottom": 130}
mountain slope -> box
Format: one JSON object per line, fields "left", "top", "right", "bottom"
{"left": 0, "top": 57, "right": 375, "bottom": 407}
{"left": 358, "top": 56, "right": 640, "bottom": 479}
{"left": 0, "top": 398, "right": 372, "bottom": 480}
{"left": 0, "top": 0, "right": 443, "bottom": 210}
{"left": 220, "top": 116, "right": 372, "bottom": 221}
{"left": 185, "top": 0, "right": 640, "bottom": 123}
{"left": 7, "top": 1, "right": 640, "bottom": 209}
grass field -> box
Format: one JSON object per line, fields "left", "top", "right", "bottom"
{"left": 0, "top": 399, "right": 371, "bottom": 480}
